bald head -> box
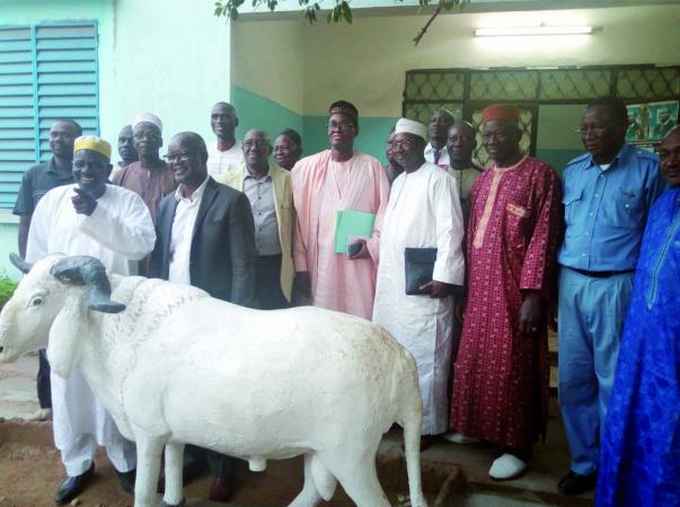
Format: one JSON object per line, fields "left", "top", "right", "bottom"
{"left": 243, "top": 129, "right": 272, "bottom": 174}
{"left": 211, "top": 102, "right": 238, "bottom": 142}
{"left": 428, "top": 109, "right": 455, "bottom": 148}
{"left": 447, "top": 120, "right": 477, "bottom": 169}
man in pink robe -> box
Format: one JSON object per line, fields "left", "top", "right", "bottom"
{"left": 292, "top": 100, "right": 390, "bottom": 320}
{"left": 449, "top": 104, "right": 563, "bottom": 480}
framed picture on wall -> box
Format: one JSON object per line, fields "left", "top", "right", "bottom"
{"left": 626, "top": 100, "right": 679, "bottom": 148}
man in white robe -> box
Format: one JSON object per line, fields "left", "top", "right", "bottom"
{"left": 26, "top": 136, "right": 156, "bottom": 504}
{"left": 372, "top": 118, "right": 465, "bottom": 440}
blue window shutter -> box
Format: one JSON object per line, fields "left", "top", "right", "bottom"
{"left": 0, "top": 26, "right": 34, "bottom": 208}
{"left": 0, "top": 21, "right": 99, "bottom": 208}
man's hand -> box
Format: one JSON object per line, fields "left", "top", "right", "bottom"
{"left": 293, "top": 271, "right": 312, "bottom": 305}
{"left": 71, "top": 187, "right": 97, "bottom": 216}
{"left": 348, "top": 239, "right": 369, "bottom": 260}
{"left": 419, "top": 280, "right": 452, "bottom": 299}
{"left": 519, "top": 292, "right": 545, "bottom": 336}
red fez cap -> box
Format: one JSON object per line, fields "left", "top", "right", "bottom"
{"left": 482, "top": 104, "right": 520, "bottom": 122}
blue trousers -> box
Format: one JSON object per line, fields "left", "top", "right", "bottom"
{"left": 557, "top": 267, "right": 633, "bottom": 475}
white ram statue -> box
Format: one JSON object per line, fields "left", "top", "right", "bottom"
{"left": 0, "top": 254, "right": 428, "bottom": 507}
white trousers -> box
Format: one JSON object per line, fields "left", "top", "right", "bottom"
{"left": 51, "top": 369, "right": 136, "bottom": 477}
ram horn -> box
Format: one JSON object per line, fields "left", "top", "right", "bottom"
{"left": 50, "top": 256, "right": 126, "bottom": 314}
{"left": 9, "top": 253, "right": 33, "bottom": 274}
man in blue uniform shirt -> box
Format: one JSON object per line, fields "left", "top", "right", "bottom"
{"left": 557, "top": 96, "right": 664, "bottom": 495}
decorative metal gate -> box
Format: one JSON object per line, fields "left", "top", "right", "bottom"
{"left": 403, "top": 65, "right": 680, "bottom": 167}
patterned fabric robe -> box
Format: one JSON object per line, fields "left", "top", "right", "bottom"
{"left": 450, "top": 156, "right": 563, "bottom": 450}
{"left": 596, "top": 188, "right": 680, "bottom": 507}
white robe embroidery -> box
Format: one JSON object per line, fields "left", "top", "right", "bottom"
{"left": 373, "top": 163, "right": 465, "bottom": 435}
{"left": 26, "top": 183, "right": 156, "bottom": 475}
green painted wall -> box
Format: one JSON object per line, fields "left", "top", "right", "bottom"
{"left": 232, "top": 86, "right": 397, "bottom": 163}
{"left": 302, "top": 115, "right": 398, "bottom": 163}
{"left": 232, "top": 86, "right": 303, "bottom": 142}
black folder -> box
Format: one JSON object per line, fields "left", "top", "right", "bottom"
{"left": 404, "top": 247, "right": 437, "bottom": 295}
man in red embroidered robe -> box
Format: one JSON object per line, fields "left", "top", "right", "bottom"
{"left": 449, "top": 104, "right": 563, "bottom": 480}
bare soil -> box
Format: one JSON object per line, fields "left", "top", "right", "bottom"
{"left": 0, "top": 421, "right": 457, "bottom": 507}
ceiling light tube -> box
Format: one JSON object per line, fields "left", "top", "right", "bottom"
{"left": 474, "top": 25, "right": 593, "bottom": 37}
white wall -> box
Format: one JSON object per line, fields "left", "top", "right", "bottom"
{"left": 107, "top": 0, "right": 231, "bottom": 145}
{"left": 232, "top": 19, "right": 305, "bottom": 115}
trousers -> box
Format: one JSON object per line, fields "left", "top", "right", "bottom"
{"left": 558, "top": 267, "right": 633, "bottom": 475}
{"left": 37, "top": 348, "right": 51, "bottom": 409}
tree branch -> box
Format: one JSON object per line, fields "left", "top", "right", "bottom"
{"left": 413, "top": 3, "right": 442, "bottom": 46}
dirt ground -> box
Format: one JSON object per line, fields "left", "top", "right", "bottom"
{"left": 0, "top": 421, "right": 445, "bottom": 507}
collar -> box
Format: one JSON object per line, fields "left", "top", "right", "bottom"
{"left": 584, "top": 143, "right": 631, "bottom": 171}
{"left": 215, "top": 140, "right": 241, "bottom": 153}
{"left": 424, "top": 143, "right": 445, "bottom": 155}
{"left": 47, "top": 157, "right": 73, "bottom": 178}
{"left": 175, "top": 175, "right": 209, "bottom": 203}
{"left": 244, "top": 163, "right": 272, "bottom": 182}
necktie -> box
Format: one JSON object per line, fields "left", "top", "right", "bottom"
{"left": 433, "top": 149, "right": 441, "bottom": 164}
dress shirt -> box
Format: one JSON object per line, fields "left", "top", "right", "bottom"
{"left": 424, "top": 142, "right": 450, "bottom": 168}
{"left": 558, "top": 144, "right": 664, "bottom": 271}
{"left": 243, "top": 168, "right": 281, "bottom": 255}
{"left": 207, "top": 141, "right": 243, "bottom": 184}
{"left": 168, "top": 176, "right": 209, "bottom": 285}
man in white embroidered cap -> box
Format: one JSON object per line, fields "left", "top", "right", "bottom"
{"left": 370, "top": 118, "right": 466, "bottom": 449}
{"left": 113, "top": 113, "right": 176, "bottom": 226}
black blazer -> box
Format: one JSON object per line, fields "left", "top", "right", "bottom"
{"left": 149, "top": 176, "right": 257, "bottom": 307}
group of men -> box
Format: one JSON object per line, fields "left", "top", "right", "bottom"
{"left": 12, "top": 94, "right": 679, "bottom": 507}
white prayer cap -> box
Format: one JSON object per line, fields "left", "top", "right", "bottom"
{"left": 394, "top": 118, "right": 427, "bottom": 141}
{"left": 132, "top": 112, "right": 163, "bottom": 133}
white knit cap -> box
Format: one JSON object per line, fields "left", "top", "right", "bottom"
{"left": 394, "top": 118, "right": 427, "bottom": 140}
{"left": 132, "top": 112, "right": 163, "bottom": 133}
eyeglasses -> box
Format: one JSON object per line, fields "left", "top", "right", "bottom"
{"left": 163, "top": 152, "right": 192, "bottom": 163}
{"left": 574, "top": 126, "right": 609, "bottom": 136}
{"left": 243, "top": 140, "right": 270, "bottom": 150}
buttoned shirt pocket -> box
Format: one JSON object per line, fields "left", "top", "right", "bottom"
{"left": 562, "top": 187, "right": 583, "bottom": 229}
{"left": 602, "top": 187, "right": 643, "bottom": 228}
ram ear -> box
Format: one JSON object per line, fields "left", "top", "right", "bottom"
{"left": 47, "top": 294, "right": 85, "bottom": 379}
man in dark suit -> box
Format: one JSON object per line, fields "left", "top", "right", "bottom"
{"left": 149, "top": 131, "right": 256, "bottom": 501}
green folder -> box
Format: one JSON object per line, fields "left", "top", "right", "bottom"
{"left": 334, "top": 209, "right": 376, "bottom": 254}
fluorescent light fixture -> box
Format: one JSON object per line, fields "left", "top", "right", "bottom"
{"left": 474, "top": 25, "right": 593, "bottom": 37}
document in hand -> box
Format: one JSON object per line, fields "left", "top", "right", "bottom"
{"left": 334, "top": 209, "right": 376, "bottom": 254}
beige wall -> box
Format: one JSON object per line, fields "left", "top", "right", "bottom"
{"left": 233, "top": 4, "right": 680, "bottom": 117}
{"left": 232, "top": 19, "right": 306, "bottom": 114}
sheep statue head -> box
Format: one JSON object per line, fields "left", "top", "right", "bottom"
{"left": 0, "top": 254, "right": 125, "bottom": 377}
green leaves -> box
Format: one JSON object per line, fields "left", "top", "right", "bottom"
{"left": 214, "top": 0, "right": 467, "bottom": 45}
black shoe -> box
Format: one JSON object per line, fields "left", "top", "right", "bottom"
{"left": 55, "top": 463, "right": 95, "bottom": 504}
{"left": 115, "top": 468, "right": 136, "bottom": 495}
{"left": 558, "top": 470, "right": 597, "bottom": 495}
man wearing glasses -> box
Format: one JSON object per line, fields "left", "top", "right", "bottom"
{"left": 291, "top": 100, "right": 390, "bottom": 319}
{"left": 149, "top": 131, "right": 256, "bottom": 502}
{"left": 220, "top": 129, "right": 295, "bottom": 309}
{"left": 557, "top": 96, "right": 664, "bottom": 496}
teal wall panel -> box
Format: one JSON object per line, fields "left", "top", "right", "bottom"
{"left": 231, "top": 85, "right": 303, "bottom": 143}
{"left": 303, "top": 115, "right": 398, "bottom": 164}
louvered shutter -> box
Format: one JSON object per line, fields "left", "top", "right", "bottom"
{"left": 0, "top": 21, "right": 99, "bottom": 209}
